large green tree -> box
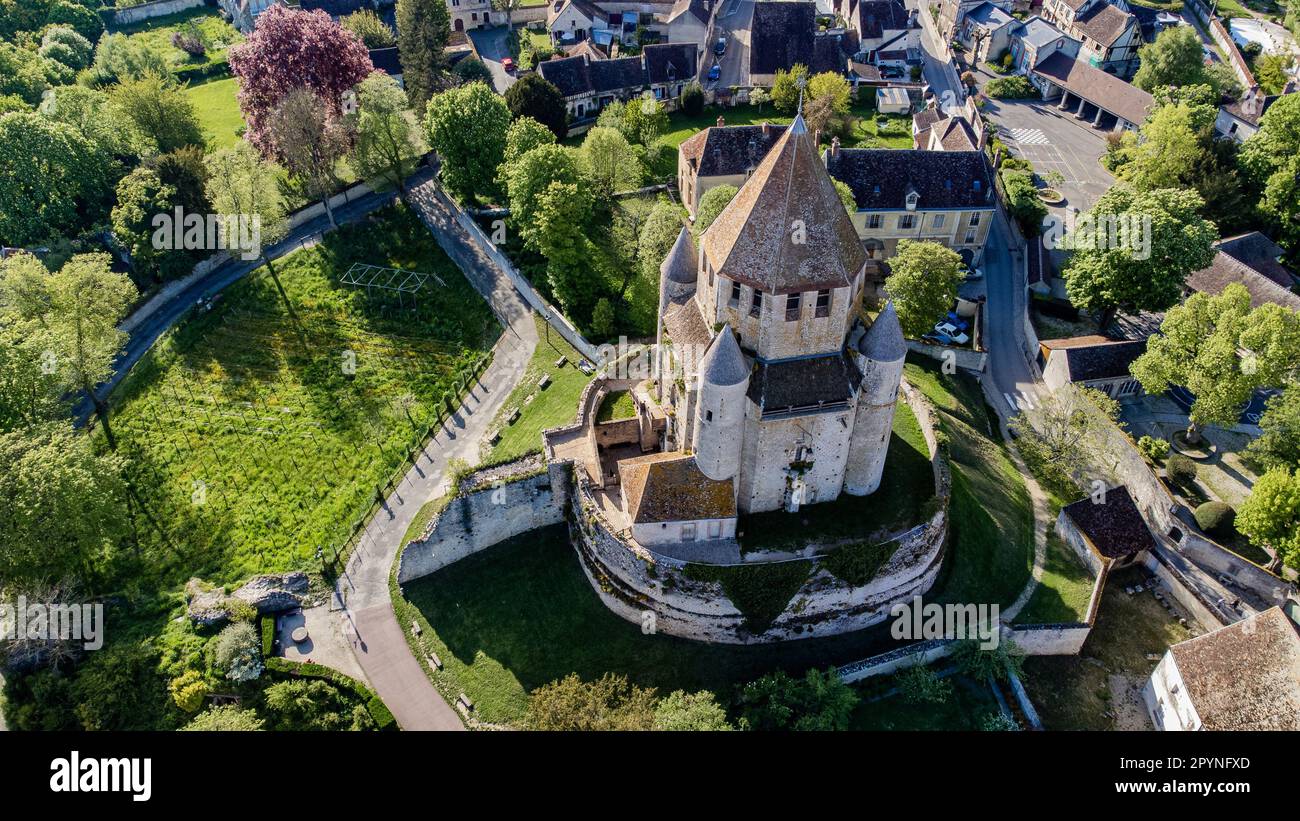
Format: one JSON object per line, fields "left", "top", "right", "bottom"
{"left": 694, "top": 184, "right": 738, "bottom": 237}
{"left": 504, "top": 73, "right": 568, "bottom": 140}
{"left": 111, "top": 72, "right": 205, "bottom": 157}
{"left": 1131, "top": 283, "right": 1300, "bottom": 442}
{"left": 425, "top": 81, "right": 510, "bottom": 202}
{"left": 1133, "top": 26, "right": 1216, "bottom": 93}
{"left": 637, "top": 198, "right": 684, "bottom": 283}
{"left": 1240, "top": 94, "right": 1300, "bottom": 248}
{"left": 1236, "top": 466, "right": 1300, "bottom": 571}
{"left": 884, "top": 239, "right": 963, "bottom": 338}
{"left": 1063, "top": 184, "right": 1217, "bottom": 329}
{"left": 737, "top": 668, "right": 858, "bottom": 731}
{"left": 396, "top": 0, "right": 451, "bottom": 115}
{"left": 1245, "top": 386, "right": 1300, "bottom": 471}
{"left": 204, "top": 142, "right": 292, "bottom": 313}
{"left": 526, "top": 673, "right": 657, "bottom": 731}
{"left": 351, "top": 71, "right": 428, "bottom": 200}
{"left": 0, "top": 112, "right": 116, "bottom": 246}
{"left": 111, "top": 167, "right": 195, "bottom": 283}
{"left": 578, "top": 126, "right": 643, "bottom": 203}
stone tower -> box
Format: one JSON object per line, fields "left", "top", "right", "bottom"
{"left": 844, "top": 301, "right": 907, "bottom": 496}
{"left": 692, "top": 326, "right": 749, "bottom": 481}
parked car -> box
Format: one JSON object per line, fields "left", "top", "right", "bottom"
{"left": 944, "top": 311, "right": 969, "bottom": 331}
{"left": 715, "top": 37, "right": 727, "bottom": 56}
{"left": 708, "top": 64, "right": 721, "bottom": 82}
{"left": 961, "top": 266, "right": 983, "bottom": 282}
{"left": 933, "top": 322, "right": 970, "bottom": 345}
{"left": 502, "top": 57, "right": 515, "bottom": 73}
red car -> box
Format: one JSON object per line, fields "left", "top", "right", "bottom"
{"left": 502, "top": 57, "right": 515, "bottom": 73}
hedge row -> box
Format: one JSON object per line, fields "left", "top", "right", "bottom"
{"left": 261, "top": 619, "right": 397, "bottom": 731}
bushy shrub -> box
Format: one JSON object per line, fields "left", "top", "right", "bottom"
{"left": 1167, "top": 453, "right": 1198, "bottom": 486}
{"left": 182, "top": 705, "right": 264, "bottom": 731}
{"left": 209, "top": 622, "right": 263, "bottom": 682}
{"left": 897, "top": 665, "right": 953, "bottom": 705}
{"left": 1194, "top": 501, "right": 1236, "bottom": 540}
{"left": 1137, "top": 435, "right": 1170, "bottom": 462}
{"left": 168, "top": 669, "right": 208, "bottom": 713}
{"left": 679, "top": 80, "right": 704, "bottom": 116}
{"left": 1001, "top": 169, "right": 1046, "bottom": 235}
{"left": 171, "top": 31, "right": 206, "bottom": 58}
{"left": 985, "top": 75, "right": 1036, "bottom": 99}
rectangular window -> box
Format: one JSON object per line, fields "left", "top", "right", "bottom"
{"left": 965, "top": 231, "right": 977, "bottom": 244}
{"left": 969, "top": 212, "right": 981, "bottom": 227}
{"left": 933, "top": 214, "right": 945, "bottom": 228}
{"left": 705, "top": 409, "right": 713, "bottom": 422}
{"left": 785, "top": 292, "right": 801, "bottom": 321}
{"left": 681, "top": 523, "right": 697, "bottom": 541}
{"left": 750, "top": 289, "right": 763, "bottom": 318}
{"left": 730, "top": 281, "right": 741, "bottom": 306}
{"left": 899, "top": 214, "right": 915, "bottom": 229}
{"left": 867, "top": 214, "right": 882, "bottom": 229}
{"left": 815, "top": 289, "right": 831, "bottom": 318}
{"left": 708, "top": 520, "right": 722, "bottom": 538}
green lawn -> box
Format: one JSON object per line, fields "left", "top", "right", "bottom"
{"left": 184, "top": 77, "right": 244, "bottom": 150}
{"left": 738, "top": 399, "right": 935, "bottom": 553}
{"left": 1013, "top": 531, "right": 1096, "bottom": 625}
{"left": 485, "top": 315, "right": 594, "bottom": 463}
{"left": 1021, "top": 567, "right": 1192, "bottom": 730}
{"left": 595, "top": 389, "right": 637, "bottom": 422}
{"left": 109, "top": 205, "right": 497, "bottom": 585}
{"left": 112, "top": 8, "right": 242, "bottom": 74}
{"left": 904, "top": 355, "right": 1035, "bottom": 609}
{"left": 849, "top": 673, "right": 1005, "bottom": 730}
{"left": 659, "top": 101, "right": 913, "bottom": 152}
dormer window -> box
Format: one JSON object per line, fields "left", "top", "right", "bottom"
{"left": 905, "top": 191, "right": 918, "bottom": 210}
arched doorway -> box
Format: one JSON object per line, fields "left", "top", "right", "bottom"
{"left": 454, "top": 18, "right": 464, "bottom": 32}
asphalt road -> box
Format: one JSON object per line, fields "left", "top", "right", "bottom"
{"left": 908, "top": 0, "right": 963, "bottom": 110}
{"left": 982, "top": 211, "right": 1041, "bottom": 411}
{"left": 469, "top": 24, "right": 519, "bottom": 94}
{"left": 709, "top": 0, "right": 754, "bottom": 89}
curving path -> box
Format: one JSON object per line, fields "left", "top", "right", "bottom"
{"left": 331, "top": 175, "right": 539, "bottom": 731}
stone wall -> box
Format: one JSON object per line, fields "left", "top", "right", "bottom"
{"left": 905, "top": 340, "right": 988, "bottom": 372}
{"left": 396, "top": 457, "right": 563, "bottom": 583}
{"left": 110, "top": 0, "right": 204, "bottom": 26}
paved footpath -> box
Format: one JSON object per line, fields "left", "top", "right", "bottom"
{"left": 334, "top": 175, "right": 539, "bottom": 731}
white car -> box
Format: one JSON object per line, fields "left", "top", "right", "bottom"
{"left": 933, "top": 322, "right": 970, "bottom": 345}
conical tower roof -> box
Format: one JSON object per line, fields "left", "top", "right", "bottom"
{"left": 660, "top": 226, "right": 697, "bottom": 287}
{"left": 858, "top": 301, "right": 906, "bottom": 363}
{"left": 700, "top": 325, "right": 749, "bottom": 387}
{"left": 699, "top": 115, "right": 867, "bottom": 295}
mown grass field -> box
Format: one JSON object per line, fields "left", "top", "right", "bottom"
{"left": 1013, "top": 531, "right": 1096, "bottom": 624}
{"left": 184, "top": 76, "right": 244, "bottom": 151}
{"left": 113, "top": 8, "right": 242, "bottom": 72}
{"left": 659, "top": 100, "right": 914, "bottom": 153}
{"left": 109, "top": 205, "right": 497, "bottom": 586}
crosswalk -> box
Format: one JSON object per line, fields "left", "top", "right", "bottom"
{"left": 1007, "top": 128, "right": 1050, "bottom": 145}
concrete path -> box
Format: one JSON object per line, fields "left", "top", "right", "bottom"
{"left": 333, "top": 174, "right": 539, "bottom": 731}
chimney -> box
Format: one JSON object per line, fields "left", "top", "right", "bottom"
{"left": 717, "top": 114, "right": 725, "bottom": 127}
{"left": 814, "top": 128, "right": 821, "bottom": 146}
{"left": 830, "top": 136, "right": 841, "bottom": 157}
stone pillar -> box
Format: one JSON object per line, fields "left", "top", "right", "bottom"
{"left": 1057, "top": 91, "right": 1072, "bottom": 110}
{"left": 1093, "top": 105, "right": 1105, "bottom": 127}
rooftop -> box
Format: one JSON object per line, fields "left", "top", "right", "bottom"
{"left": 825, "top": 147, "right": 994, "bottom": 210}
{"left": 750, "top": 1, "right": 850, "bottom": 75}
{"left": 855, "top": 0, "right": 912, "bottom": 40}
{"left": 1169, "top": 606, "right": 1300, "bottom": 731}
{"left": 747, "top": 350, "right": 861, "bottom": 413}
{"left": 679, "top": 123, "right": 785, "bottom": 177}
{"left": 1061, "top": 485, "right": 1155, "bottom": 559}
{"left": 1044, "top": 337, "right": 1145, "bottom": 381}
{"left": 1032, "top": 51, "right": 1153, "bottom": 125}
{"left": 1073, "top": 1, "right": 1135, "bottom": 48}
{"left": 1187, "top": 250, "right": 1300, "bottom": 312}
{"left": 619, "top": 452, "right": 738, "bottom": 523}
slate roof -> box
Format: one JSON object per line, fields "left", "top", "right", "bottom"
{"left": 1217, "top": 232, "right": 1294, "bottom": 287}
{"left": 912, "top": 106, "right": 949, "bottom": 144}
{"left": 1073, "top": 1, "right": 1135, "bottom": 47}
{"left": 1168, "top": 607, "right": 1300, "bottom": 731}
{"left": 368, "top": 46, "right": 401, "bottom": 76}
{"left": 548, "top": 0, "right": 607, "bottom": 26}
{"left": 678, "top": 123, "right": 784, "bottom": 176}
{"left": 750, "top": 1, "right": 847, "bottom": 74}
{"left": 859, "top": 301, "right": 905, "bottom": 362}
{"left": 1015, "top": 15, "right": 1069, "bottom": 49}
{"left": 966, "top": 1, "right": 1013, "bottom": 30}
{"left": 643, "top": 42, "right": 697, "bottom": 85}
{"left": 538, "top": 53, "right": 647, "bottom": 97}
{"left": 538, "top": 55, "right": 592, "bottom": 97}
{"left": 855, "top": 0, "right": 911, "bottom": 39}
{"left": 747, "top": 351, "right": 861, "bottom": 412}
{"left": 1048, "top": 338, "right": 1145, "bottom": 381}
{"left": 668, "top": 0, "right": 711, "bottom": 23}
{"left": 619, "top": 453, "right": 737, "bottom": 523}
{"left": 1032, "top": 51, "right": 1152, "bottom": 124}
{"left": 301, "top": 0, "right": 365, "bottom": 17}
{"left": 1062, "top": 485, "right": 1154, "bottom": 559}
{"left": 1186, "top": 251, "right": 1300, "bottom": 312}
{"left": 825, "top": 148, "right": 994, "bottom": 210}
{"left": 701, "top": 117, "right": 868, "bottom": 294}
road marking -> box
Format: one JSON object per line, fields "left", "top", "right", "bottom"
{"left": 1008, "top": 128, "right": 1049, "bottom": 145}
{"left": 1003, "top": 392, "right": 1018, "bottom": 411}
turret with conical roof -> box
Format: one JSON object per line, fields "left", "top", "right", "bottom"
{"left": 691, "top": 326, "right": 749, "bottom": 482}
{"left": 844, "top": 302, "right": 907, "bottom": 496}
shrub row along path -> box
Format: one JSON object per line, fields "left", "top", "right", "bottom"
{"left": 333, "top": 174, "right": 539, "bottom": 731}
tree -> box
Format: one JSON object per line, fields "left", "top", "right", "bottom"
{"left": 1133, "top": 26, "right": 1213, "bottom": 93}
{"left": 1016, "top": 385, "right": 1121, "bottom": 496}
{"left": 694, "top": 183, "right": 738, "bottom": 236}
{"left": 39, "top": 26, "right": 89, "bottom": 70}
{"left": 638, "top": 198, "right": 685, "bottom": 283}
{"left": 535, "top": 181, "right": 598, "bottom": 318}
{"left": 807, "top": 70, "right": 851, "bottom": 137}
{"left": 749, "top": 87, "right": 770, "bottom": 111}
{"left": 0, "top": 422, "right": 128, "bottom": 585}
{"left": 209, "top": 622, "right": 263, "bottom": 682}
{"left": 0, "top": 41, "right": 48, "bottom": 105}
{"left": 182, "top": 705, "right": 265, "bottom": 731}
{"left": 1254, "top": 53, "right": 1293, "bottom": 95}
{"left": 453, "top": 56, "right": 494, "bottom": 86}
{"left": 425, "top": 81, "right": 510, "bottom": 201}
{"left": 1241, "top": 95, "right": 1300, "bottom": 247}
{"left": 653, "top": 690, "right": 733, "bottom": 730}
{"left": 1062, "top": 184, "right": 1217, "bottom": 329}
{"left": 0, "top": 112, "right": 115, "bottom": 246}
{"left": 263, "top": 679, "right": 373, "bottom": 731}
{"left": 504, "top": 72, "right": 568, "bottom": 140}
{"left": 1236, "top": 466, "right": 1300, "bottom": 571}
{"left": 397, "top": 0, "right": 451, "bottom": 114}
{"left": 621, "top": 93, "right": 668, "bottom": 146}
{"left": 953, "top": 638, "right": 1024, "bottom": 682}
{"left": 351, "top": 71, "right": 428, "bottom": 200}
{"left": 832, "top": 178, "right": 856, "bottom": 214}
{"left": 679, "top": 80, "right": 704, "bottom": 116}
{"left": 111, "top": 72, "right": 205, "bottom": 157}
{"left": 152, "top": 145, "right": 212, "bottom": 216}
{"left": 771, "top": 64, "right": 809, "bottom": 114}
{"left": 1245, "top": 386, "right": 1300, "bottom": 471}
{"left": 884, "top": 239, "right": 963, "bottom": 338}
{"left": 1119, "top": 102, "right": 1211, "bottom": 193}
{"left": 578, "top": 125, "right": 642, "bottom": 202}
{"left": 896, "top": 664, "right": 953, "bottom": 705}
{"left": 39, "top": 84, "right": 131, "bottom": 157}
{"left": 591, "top": 296, "right": 615, "bottom": 339}
{"left": 504, "top": 142, "right": 586, "bottom": 245}
{"left": 501, "top": 115, "right": 555, "bottom": 170}
{"left": 86, "top": 33, "right": 170, "bottom": 86}
{"left": 1001, "top": 168, "right": 1047, "bottom": 235}
{"left": 0, "top": 322, "right": 64, "bottom": 432}
{"left": 492, "top": 0, "right": 524, "bottom": 28}
{"left": 168, "top": 669, "right": 208, "bottom": 713}
{"left": 341, "top": 8, "right": 396, "bottom": 48}
{"left": 111, "top": 167, "right": 193, "bottom": 283}
{"left": 1131, "top": 283, "right": 1300, "bottom": 443}
{"left": 526, "top": 673, "right": 658, "bottom": 730}
{"left": 228, "top": 4, "right": 374, "bottom": 158}
{"left": 205, "top": 142, "right": 292, "bottom": 313}
{"left": 737, "top": 668, "right": 858, "bottom": 731}
{"left": 269, "top": 88, "right": 353, "bottom": 227}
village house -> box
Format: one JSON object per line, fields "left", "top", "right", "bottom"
{"left": 843, "top": 0, "right": 920, "bottom": 57}
{"left": 1039, "top": 0, "right": 1142, "bottom": 77}
{"left": 1055, "top": 484, "right": 1155, "bottom": 577}
{"left": 1185, "top": 232, "right": 1300, "bottom": 312}
{"left": 446, "top": 0, "right": 495, "bottom": 32}
{"left": 911, "top": 96, "right": 985, "bottom": 150}
{"left": 1038, "top": 336, "right": 1145, "bottom": 398}
{"left": 824, "top": 142, "right": 996, "bottom": 264}
{"left": 548, "top": 0, "right": 611, "bottom": 45}
{"left": 749, "top": 0, "right": 857, "bottom": 84}
{"left": 953, "top": 2, "right": 1017, "bottom": 64}
{"left": 936, "top": 0, "right": 1013, "bottom": 42}
{"left": 547, "top": 0, "right": 710, "bottom": 49}
{"left": 1009, "top": 15, "right": 1081, "bottom": 89}
{"left": 538, "top": 41, "right": 698, "bottom": 119}
{"left": 1215, "top": 85, "right": 1286, "bottom": 143}
{"left": 676, "top": 117, "right": 785, "bottom": 216}
{"left": 1145, "top": 607, "right": 1300, "bottom": 731}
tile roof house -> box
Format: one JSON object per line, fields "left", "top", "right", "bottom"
{"left": 537, "top": 43, "right": 698, "bottom": 119}
{"left": 1039, "top": 0, "right": 1141, "bottom": 77}
{"left": 1185, "top": 236, "right": 1300, "bottom": 312}
{"left": 1145, "top": 607, "right": 1300, "bottom": 730}
{"left": 749, "top": 1, "right": 856, "bottom": 83}
{"left": 1031, "top": 50, "right": 1152, "bottom": 129}
{"left": 677, "top": 118, "right": 785, "bottom": 216}
{"left": 1039, "top": 336, "right": 1145, "bottom": 397}
{"left": 1216, "top": 85, "right": 1291, "bottom": 143}
{"left": 825, "top": 144, "right": 997, "bottom": 263}
{"left": 1058, "top": 484, "right": 1155, "bottom": 570}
